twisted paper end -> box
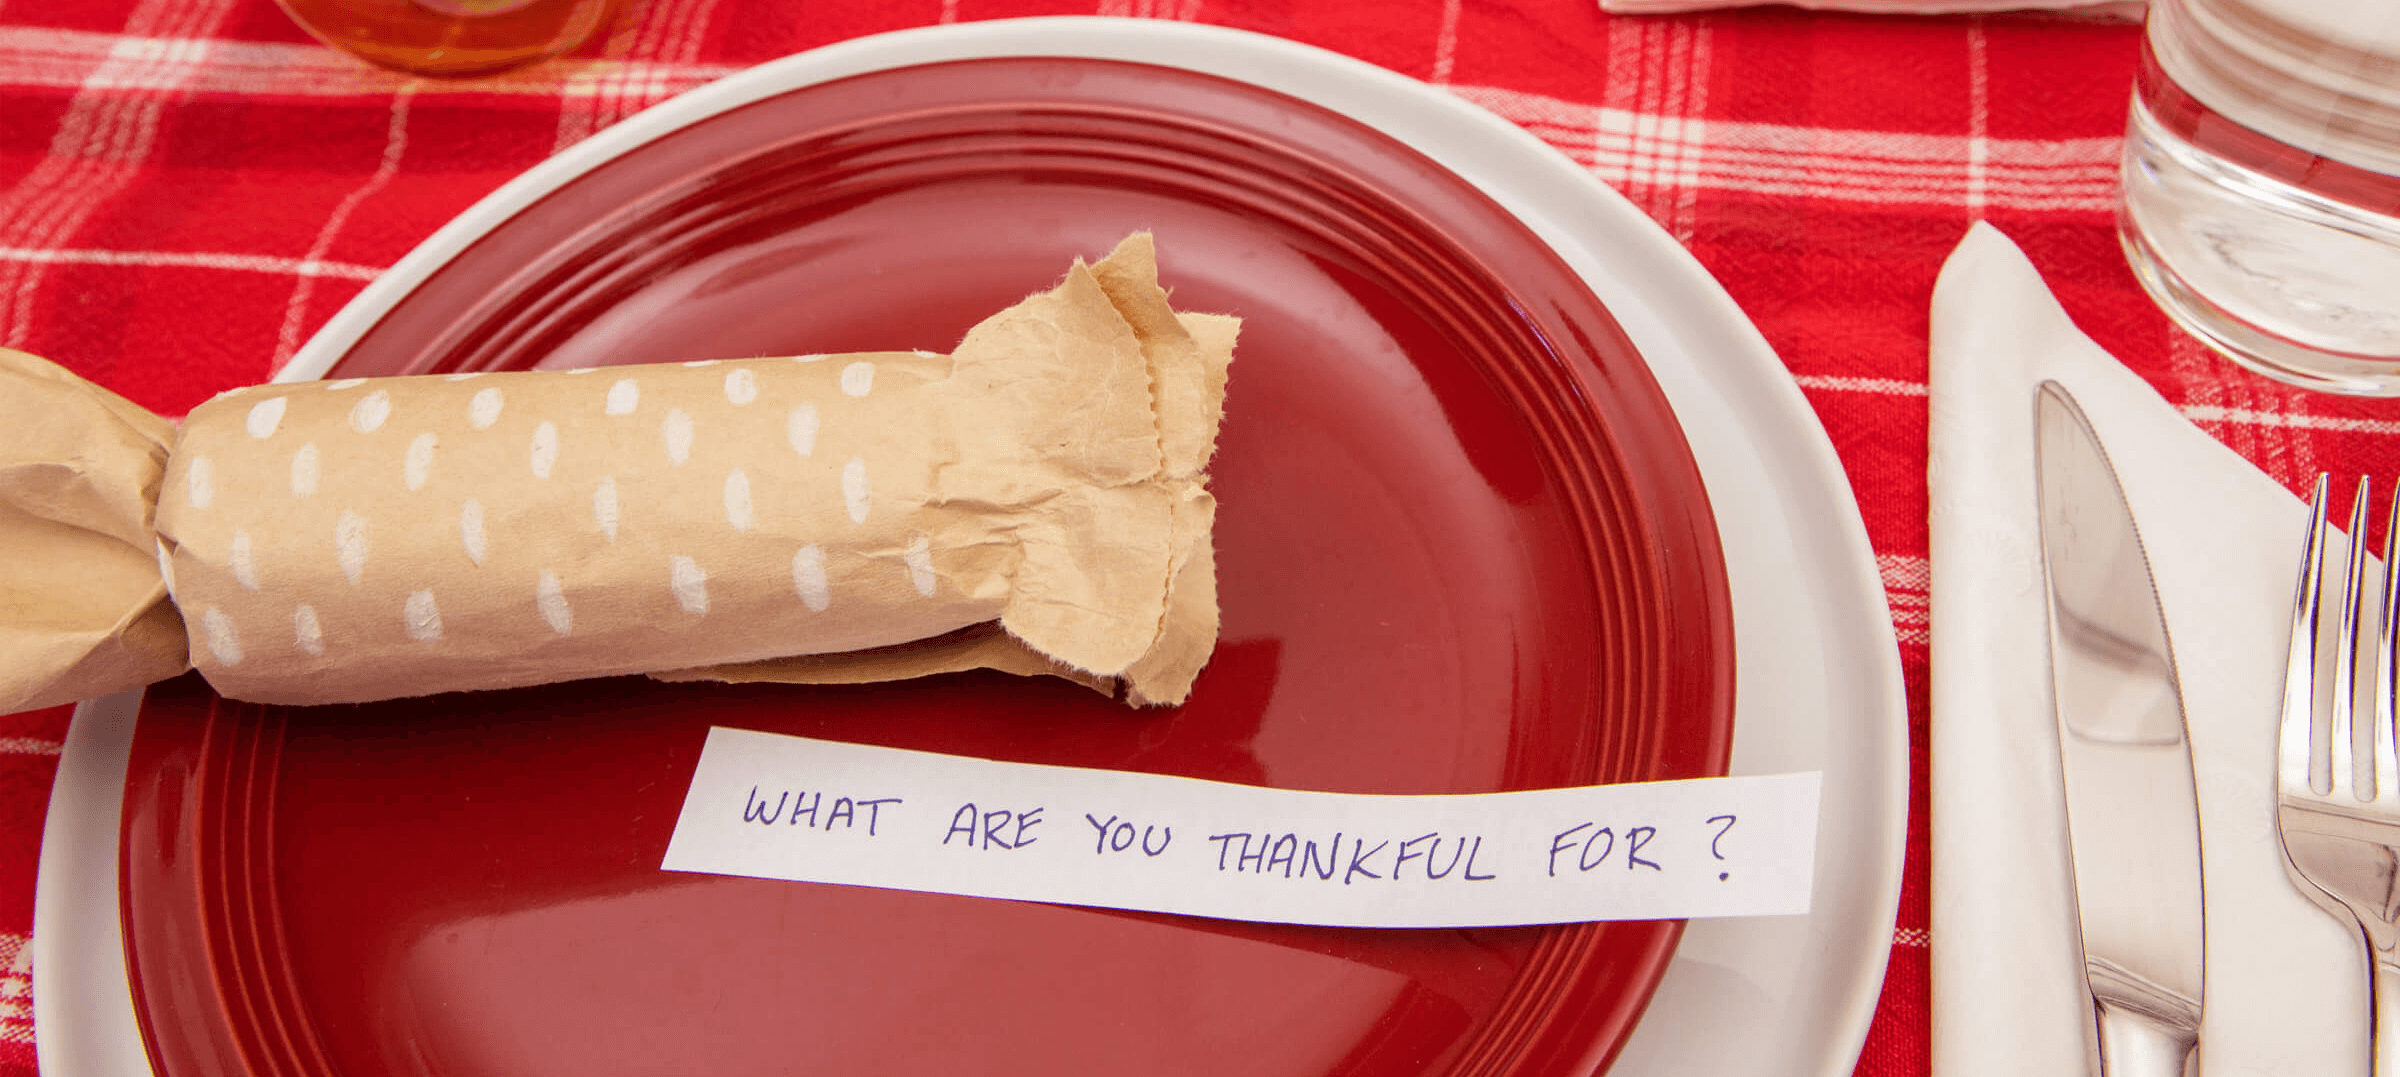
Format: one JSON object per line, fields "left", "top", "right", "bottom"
{"left": 0, "top": 347, "right": 190, "bottom": 712}
{"left": 669, "top": 233, "right": 1236, "bottom": 706}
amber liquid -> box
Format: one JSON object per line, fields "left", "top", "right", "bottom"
{"left": 275, "top": 0, "right": 617, "bottom": 77}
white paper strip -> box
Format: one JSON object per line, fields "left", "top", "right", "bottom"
{"left": 661, "top": 726, "right": 1821, "bottom": 928}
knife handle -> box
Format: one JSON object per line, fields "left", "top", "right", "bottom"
{"left": 2094, "top": 1001, "right": 2198, "bottom": 1077}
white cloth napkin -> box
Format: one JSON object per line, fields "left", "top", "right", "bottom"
{"left": 1928, "top": 222, "right": 2359, "bottom": 1076}
{"left": 1599, "top": 0, "right": 2142, "bottom": 16}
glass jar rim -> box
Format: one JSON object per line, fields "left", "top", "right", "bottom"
{"left": 2150, "top": 0, "right": 2400, "bottom": 176}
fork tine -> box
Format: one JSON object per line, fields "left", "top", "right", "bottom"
{"left": 2285, "top": 475, "right": 2332, "bottom": 796}
{"left": 2273, "top": 477, "right": 2400, "bottom": 1075}
{"left": 2334, "top": 479, "right": 2373, "bottom": 799}
{"left": 2380, "top": 481, "right": 2400, "bottom": 803}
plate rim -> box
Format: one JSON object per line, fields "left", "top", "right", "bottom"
{"left": 37, "top": 17, "right": 1907, "bottom": 1077}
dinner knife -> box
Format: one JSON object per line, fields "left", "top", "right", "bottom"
{"left": 2033, "top": 380, "right": 2206, "bottom": 1077}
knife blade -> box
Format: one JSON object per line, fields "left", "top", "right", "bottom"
{"left": 2033, "top": 380, "right": 2206, "bottom": 1077}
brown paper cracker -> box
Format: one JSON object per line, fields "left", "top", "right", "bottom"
{"left": 112, "top": 234, "right": 1231, "bottom": 707}
{"left": 0, "top": 236, "right": 1230, "bottom": 710}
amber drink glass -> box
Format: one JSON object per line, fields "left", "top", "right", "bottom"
{"left": 275, "top": 0, "right": 616, "bottom": 78}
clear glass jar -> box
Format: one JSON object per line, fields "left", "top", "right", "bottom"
{"left": 2118, "top": 0, "right": 2400, "bottom": 394}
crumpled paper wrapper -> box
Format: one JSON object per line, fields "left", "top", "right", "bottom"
{"left": 0, "top": 234, "right": 1233, "bottom": 712}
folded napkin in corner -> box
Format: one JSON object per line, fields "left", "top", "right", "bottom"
{"left": 1599, "top": 0, "right": 2141, "bottom": 16}
{"left": 1928, "top": 222, "right": 2355, "bottom": 1076}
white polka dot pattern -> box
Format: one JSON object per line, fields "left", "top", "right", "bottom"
{"left": 460, "top": 499, "right": 487, "bottom": 565}
{"left": 404, "top": 433, "right": 436, "bottom": 491}
{"left": 669, "top": 555, "right": 708, "bottom": 614}
{"left": 792, "top": 545, "right": 829, "bottom": 612}
{"left": 293, "top": 605, "right": 324, "bottom": 656}
{"left": 349, "top": 390, "right": 391, "bottom": 433}
{"left": 605, "top": 378, "right": 639, "bottom": 416}
{"left": 186, "top": 456, "right": 214, "bottom": 509}
{"left": 246, "top": 397, "right": 285, "bottom": 439}
{"left": 841, "top": 457, "right": 869, "bottom": 524}
{"left": 469, "top": 387, "right": 504, "bottom": 430}
{"left": 787, "top": 405, "right": 816, "bottom": 458}
{"left": 724, "top": 369, "right": 757, "bottom": 406}
{"left": 723, "top": 468, "right": 753, "bottom": 532}
{"left": 530, "top": 421, "right": 559, "bottom": 479}
{"left": 593, "top": 477, "right": 619, "bottom": 541}
{"left": 840, "top": 362, "right": 874, "bottom": 398}
{"left": 536, "top": 570, "right": 571, "bottom": 636}
{"left": 663, "top": 408, "right": 693, "bottom": 465}
{"left": 326, "top": 378, "right": 367, "bottom": 391}
{"left": 200, "top": 608, "right": 242, "bottom": 665}
{"left": 403, "top": 589, "right": 443, "bottom": 641}
{"left": 335, "top": 510, "right": 368, "bottom": 585}
{"left": 230, "top": 529, "right": 258, "bottom": 591}
{"left": 291, "top": 443, "right": 318, "bottom": 498}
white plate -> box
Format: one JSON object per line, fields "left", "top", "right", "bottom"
{"left": 36, "top": 18, "right": 1906, "bottom": 1076}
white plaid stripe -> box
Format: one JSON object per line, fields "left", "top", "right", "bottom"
{"left": 1794, "top": 374, "right": 1931, "bottom": 397}
{"left": 617, "top": 0, "right": 722, "bottom": 119}
{"left": 1882, "top": 554, "right": 1929, "bottom": 648}
{"left": 0, "top": 932, "right": 27, "bottom": 1049}
{"left": 2163, "top": 332, "right": 2320, "bottom": 487}
{"left": 555, "top": 0, "right": 727, "bottom": 152}
{"left": 1602, "top": 20, "right": 1701, "bottom": 231}
{"left": 0, "top": 27, "right": 740, "bottom": 100}
{"left": 0, "top": 245, "right": 381, "bottom": 279}
{"left": 660, "top": 0, "right": 728, "bottom": 94}
{"left": 1802, "top": 372, "right": 2399, "bottom": 453}
{"left": 1966, "top": 24, "right": 1990, "bottom": 216}
{"left": 1450, "top": 84, "right": 2120, "bottom": 213}
{"left": 0, "top": 0, "right": 242, "bottom": 348}
{"left": 1431, "top": 0, "right": 1461, "bottom": 84}
{"left": 1895, "top": 926, "right": 1928, "bottom": 948}
{"left": 2184, "top": 404, "right": 2400, "bottom": 436}
{"left": 1675, "top": 24, "right": 1714, "bottom": 244}
{"left": 0, "top": 738, "right": 61, "bottom": 756}
{"left": 1610, "top": 20, "right": 1712, "bottom": 245}
{"left": 1096, "top": 0, "right": 1205, "bottom": 18}
{"left": 558, "top": 5, "right": 665, "bottom": 151}
{"left": 272, "top": 86, "right": 415, "bottom": 367}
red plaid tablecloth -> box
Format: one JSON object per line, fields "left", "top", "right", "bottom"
{"left": 6, "top": 1, "right": 2398, "bottom": 1074}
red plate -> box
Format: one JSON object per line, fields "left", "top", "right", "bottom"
{"left": 121, "top": 57, "right": 1733, "bottom": 1077}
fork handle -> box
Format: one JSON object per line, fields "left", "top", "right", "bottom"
{"left": 2375, "top": 952, "right": 2400, "bottom": 1077}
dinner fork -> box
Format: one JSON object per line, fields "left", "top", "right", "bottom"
{"left": 2277, "top": 474, "right": 2400, "bottom": 1077}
